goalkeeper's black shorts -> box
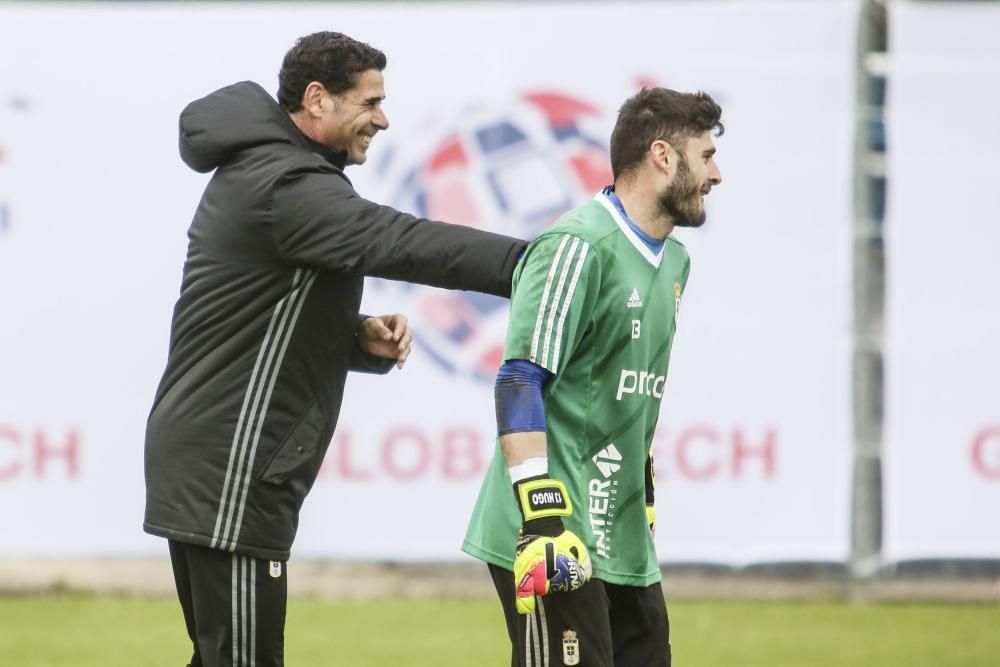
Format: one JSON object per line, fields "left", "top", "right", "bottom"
{"left": 169, "top": 540, "right": 288, "bottom": 667}
{"left": 488, "top": 563, "right": 671, "bottom": 667}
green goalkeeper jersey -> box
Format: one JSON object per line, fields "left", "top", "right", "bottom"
{"left": 463, "top": 191, "right": 691, "bottom": 587}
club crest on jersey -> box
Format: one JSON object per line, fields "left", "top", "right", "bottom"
{"left": 562, "top": 630, "right": 580, "bottom": 665}
{"left": 626, "top": 288, "right": 642, "bottom": 308}
{"left": 269, "top": 561, "right": 282, "bottom": 578}
{"left": 674, "top": 282, "right": 682, "bottom": 318}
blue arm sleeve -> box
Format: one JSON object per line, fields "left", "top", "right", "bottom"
{"left": 495, "top": 359, "right": 553, "bottom": 436}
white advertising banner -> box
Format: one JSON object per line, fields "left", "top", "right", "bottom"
{"left": 0, "top": 1, "right": 858, "bottom": 562}
{"left": 884, "top": 1, "right": 1000, "bottom": 560}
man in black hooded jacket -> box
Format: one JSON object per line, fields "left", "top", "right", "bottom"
{"left": 144, "top": 32, "right": 527, "bottom": 667}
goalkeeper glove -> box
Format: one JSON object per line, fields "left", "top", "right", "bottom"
{"left": 512, "top": 476, "right": 592, "bottom": 615}
{"left": 645, "top": 448, "right": 656, "bottom": 535}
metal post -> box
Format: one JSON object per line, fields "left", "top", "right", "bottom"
{"left": 850, "top": 0, "right": 888, "bottom": 590}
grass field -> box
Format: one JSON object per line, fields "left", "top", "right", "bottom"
{"left": 1, "top": 595, "right": 998, "bottom": 666}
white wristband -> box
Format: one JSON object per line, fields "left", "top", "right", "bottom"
{"left": 508, "top": 456, "right": 548, "bottom": 483}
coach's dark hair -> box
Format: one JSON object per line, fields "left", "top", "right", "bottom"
{"left": 278, "top": 31, "right": 386, "bottom": 112}
{"left": 610, "top": 88, "right": 724, "bottom": 181}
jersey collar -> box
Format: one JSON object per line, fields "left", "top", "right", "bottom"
{"left": 594, "top": 190, "right": 664, "bottom": 268}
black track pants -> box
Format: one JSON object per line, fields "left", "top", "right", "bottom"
{"left": 169, "top": 540, "right": 288, "bottom": 667}
{"left": 489, "top": 563, "right": 671, "bottom": 667}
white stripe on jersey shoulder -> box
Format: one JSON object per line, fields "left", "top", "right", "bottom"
{"left": 540, "top": 236, "right": 581, "bottom": 370}
{"left": 594, "top": 191, "right": 663, "bottom": 268}
{"left": 529, "top": 234, "right": 572, "bottom": 366}
{"left": 550, "top": 242, "right": 589, "bottom": 374}
{"left": 528, "top": 233, "right": 591, "bottom": 373}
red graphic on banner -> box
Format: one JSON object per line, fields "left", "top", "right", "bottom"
{"left": 971, "top": 426, "right": 1000, "bottom": 480}
{"left": 653, "top": 426, "right": 779, "bottom": 482}
{"left": 0, "top": 426, "right": 81, "bottom": 481}
{"left": 0, "top": 142, "right": 8, "bottom": 233}
{"left": 318, "top": 425, "right": 778, "bottom": 484}
{"left": 320, "top": 426, "right": 486, "bottom": 483}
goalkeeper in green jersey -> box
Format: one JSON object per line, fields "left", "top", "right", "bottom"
{"left": 463, "top": 87, "right": 723, "bottom": 667}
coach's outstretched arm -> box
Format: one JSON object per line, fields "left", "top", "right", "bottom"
{"left": 271, "top": 168, "right": 525, "bottom": 297}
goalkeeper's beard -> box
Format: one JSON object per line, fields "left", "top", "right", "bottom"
{"left": 659, "top": 154, "right": 706, "bottom": 228}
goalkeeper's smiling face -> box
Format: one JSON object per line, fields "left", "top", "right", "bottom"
{"left": 659, "top": 131, "right": 722, "bottom": 228}
{"left": 319, "top": 68, "right": 390, "bottom": 166}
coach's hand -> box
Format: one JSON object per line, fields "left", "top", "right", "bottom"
{"left": 359, "top": 314, "right": 412, "bottom": 369}
{"left": 512, "top": 477, "right": 592, "bottom": 615}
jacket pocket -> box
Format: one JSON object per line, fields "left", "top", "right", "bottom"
{"left": 256, "top": 401, "right": 325, "bottom": 485}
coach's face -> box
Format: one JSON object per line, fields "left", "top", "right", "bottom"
{"left": 318, "top": 68, "right": 390, "bottom": 165}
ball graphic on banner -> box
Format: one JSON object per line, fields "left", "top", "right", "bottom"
{"left": 375, "top": 91, "right": 613, "bottom": 381}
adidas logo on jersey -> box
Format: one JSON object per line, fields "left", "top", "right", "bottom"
{"left": 626, "top": 288, "right": 642, "bottom": 308}
{"left": 592, "top": 444, "right": 623, "bottom": 478}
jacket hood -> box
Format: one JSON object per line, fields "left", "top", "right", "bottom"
{"left": 179, "top": 81, "right": 304, "bottom": 173}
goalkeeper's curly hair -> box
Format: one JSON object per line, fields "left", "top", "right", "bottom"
{"left": 610, "top": 88, "right": 724, "bottom": 181}
{"left": 277, "top": 31, "right": 386, "bottom": 112}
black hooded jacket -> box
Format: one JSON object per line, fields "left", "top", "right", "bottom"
{"left": 143, "top": 81, "right": 526, "bottom": 560}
